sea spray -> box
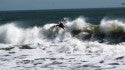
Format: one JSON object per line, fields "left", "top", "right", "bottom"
{"left": 0, "top": 23, "right": 42, "bottom": 44}
{"left": 65, "top": 17, "right": 90, "bottom": 31}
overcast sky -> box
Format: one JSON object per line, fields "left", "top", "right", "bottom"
{"left": 0, "top": 0, "right": 124, "bottom": 11}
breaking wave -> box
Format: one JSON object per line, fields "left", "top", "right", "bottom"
{"left": 0, "top": 17, "right": 125, "bottom": 45}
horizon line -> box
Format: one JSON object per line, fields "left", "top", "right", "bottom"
{"left": 0, "top": 7, "right": 124, "bottom": 12}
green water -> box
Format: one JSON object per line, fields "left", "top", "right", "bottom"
{"left": 0, "top": 7, "right": 125, "bottom": 27}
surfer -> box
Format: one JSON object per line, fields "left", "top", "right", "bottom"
{"left": 54, "top": 22, "right": 65, "bottom": 30}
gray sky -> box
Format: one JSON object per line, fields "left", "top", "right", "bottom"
{"left": 0, "top": 0, "right": 124, "bottom": 11}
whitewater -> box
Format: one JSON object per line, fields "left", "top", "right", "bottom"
{"left": 0, "top": 17, "right": 125, "bottom": 70}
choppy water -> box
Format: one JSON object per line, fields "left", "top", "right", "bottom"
{"left": 0, "top": 8, "right": 125, "bottom": 70}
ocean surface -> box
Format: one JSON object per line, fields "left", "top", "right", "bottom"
{"left": 0, "top": 8, "right": 125, "bottom": 70}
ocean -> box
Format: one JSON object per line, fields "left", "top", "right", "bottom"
{"left": 0, "top": 8, "right": 125, "bottom": 70}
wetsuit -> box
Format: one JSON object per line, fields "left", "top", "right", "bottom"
{"left": 56, "top": 23, "right": 65, "bottom": 29}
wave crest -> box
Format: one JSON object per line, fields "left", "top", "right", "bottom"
{"left": 100, "top": 19, "right": 125, "bottom": 33}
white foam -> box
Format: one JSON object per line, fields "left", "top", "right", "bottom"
{"left": 0, "top": 23, "right": 43, "bottom": 44}
{"left": 0, "top": 23, "right": 25, "bottom": 44}
{"left": 65, "top": 17, "right": 90, "bottom": 31}
{"left": 0, "top": 19, "right": 125, "bottom": 70}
